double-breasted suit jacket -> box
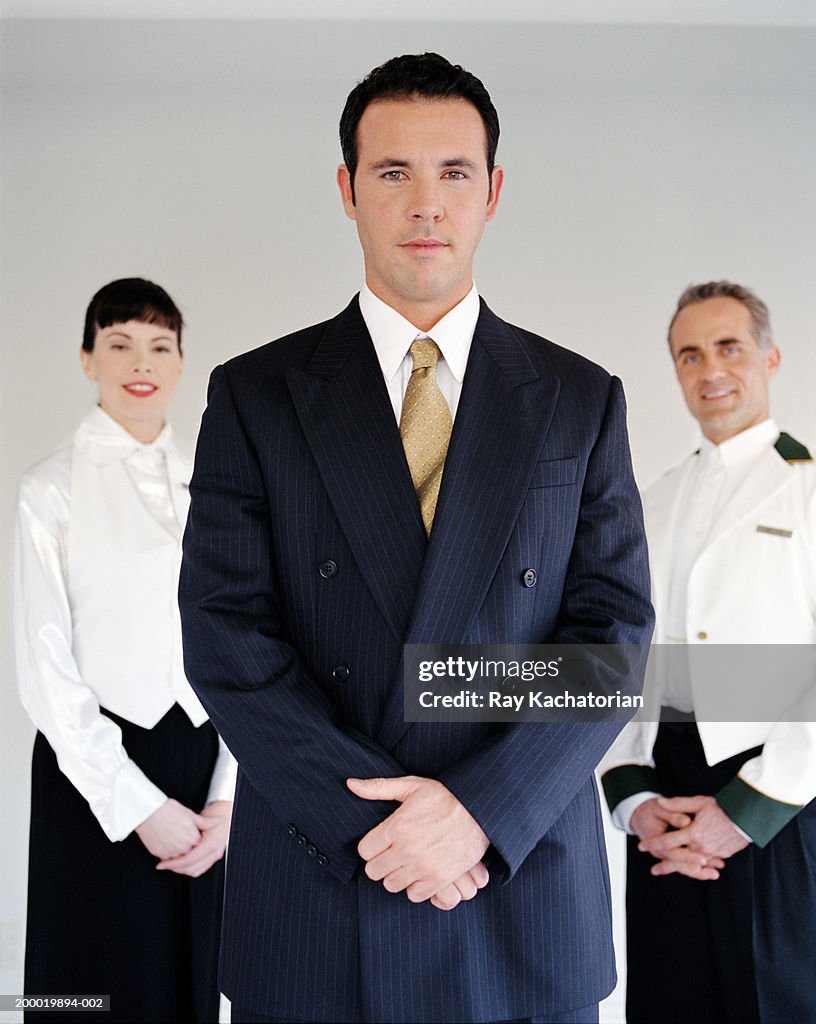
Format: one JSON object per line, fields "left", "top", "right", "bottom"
{"left": 179, "top": 296, "right": 654, "bottom": 1023}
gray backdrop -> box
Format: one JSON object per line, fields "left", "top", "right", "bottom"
{"left": 2, "top": 12, "right": 814, "bottom": 1023}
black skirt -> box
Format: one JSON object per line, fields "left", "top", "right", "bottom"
{"left": 24, "top": 704, "right": 224, "bottom": 1024}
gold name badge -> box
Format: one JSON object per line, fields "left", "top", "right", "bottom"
{"left": 756, "top": 524, "right": 793, "bottom": 538}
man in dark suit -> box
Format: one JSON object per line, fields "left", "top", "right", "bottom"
{"left": 179, "top": 52, "right": 653, "bottom": 1024}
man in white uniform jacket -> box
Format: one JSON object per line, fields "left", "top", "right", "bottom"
{"left": 600, "top": 280, "right": 816, "bottom": 1024}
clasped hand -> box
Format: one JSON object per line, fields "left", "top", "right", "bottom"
{"left": 347, "top": 775, "right": 490, "bottom": 911}
{"left": 632, "top": 794, "right": 749, "bottom": 881}
{"left": 135, "top": 798, "right": 233, "bottom": 877}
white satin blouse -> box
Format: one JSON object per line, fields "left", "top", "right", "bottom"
{"left": 14, "top": 406, "right": 236, "bottom": 841}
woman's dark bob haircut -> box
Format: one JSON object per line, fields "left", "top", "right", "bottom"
{"left": 83, "top": 278, "right": 184, "bottom": 352}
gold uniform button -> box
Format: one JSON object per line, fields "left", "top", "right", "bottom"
{"left": 697, "top": 631, "right": 708, "bottom": 640}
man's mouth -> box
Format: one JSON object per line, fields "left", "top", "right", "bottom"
{"left": 400, "top": 239, "right": 447, "bottom": 250}
{"left": 700, "top": 387, "right": 736, "bottom": 400}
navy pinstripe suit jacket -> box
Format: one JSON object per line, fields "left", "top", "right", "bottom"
{"left": 179, "top": 296, "right": 654, "bottom": 1023}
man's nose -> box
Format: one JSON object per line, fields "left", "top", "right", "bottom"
{"left": 700, "top": 356, "right": 726, "bottom": 380}
{"left": 407, "top": 181, "right": 444, "bottom": 222}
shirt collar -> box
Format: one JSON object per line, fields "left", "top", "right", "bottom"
{"left": 74, "top": 404, "right": 173, "bottom": 467}
{"left": 358, "top": 282, "right": 480, "bottom": 384}
{"left": 698, "top": 418, "right": 779, "bottom": 470}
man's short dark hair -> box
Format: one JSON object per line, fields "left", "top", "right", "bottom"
{"left": 668, "top": 280, "right": 774, "bottom": 352}
{"left": 83, "top": 277, "right": 184, "bottom": 352}
{"left": 339, "top": 52, "right": 500, "bottom": 203}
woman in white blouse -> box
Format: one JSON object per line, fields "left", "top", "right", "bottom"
{"left": 14, "top": 278, "right": 235, "bottom": 1023}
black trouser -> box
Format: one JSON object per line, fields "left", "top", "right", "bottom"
{"left": 626, "top": 722, "right": 816, "bottom": 1024}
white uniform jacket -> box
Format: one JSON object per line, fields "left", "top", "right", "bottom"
{"left": 601, "top": 432, "right": 816, "bottom": 846}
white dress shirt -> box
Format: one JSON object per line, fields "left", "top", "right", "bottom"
{"left": 358, "top": 282, "right": 480, "bottom": 423}
{"left": 614, "top": 419, "right": 780, "bottom": 836}
{"left": 14, "top": 405, "right": 236, "bottom": 842}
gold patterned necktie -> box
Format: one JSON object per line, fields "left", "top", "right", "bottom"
{"left": 399, "top": 337, "right": 453, "bottom": 536}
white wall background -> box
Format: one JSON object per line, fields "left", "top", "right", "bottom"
{"left": 2, "top": 9, "right": 815, "bottom": 1022}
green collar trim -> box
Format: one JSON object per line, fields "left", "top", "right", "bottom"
{"left": 694, "top": 431, "right": 812, "bottom": 463}
{"left": 774, "top": 432, "right": 813, "bottom": 463}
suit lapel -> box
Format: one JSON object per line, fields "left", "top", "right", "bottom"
{"left": 286, "top": 299, "right": 426, "bottom": 643}
{"left": 377, "top": 302, "right": 561, "bottom": 749}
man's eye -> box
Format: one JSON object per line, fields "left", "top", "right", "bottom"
{"left": 110, "top": 344, "right": 128, "bottom": 351}
{"left": 444, "top": 171, "right": 466, "bottom": 180}
{"left": 383, "top": 170, "right": 405, "bottom": 181}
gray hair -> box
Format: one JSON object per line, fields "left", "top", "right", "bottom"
{"left": 668, "top": 280, "right": 774, "bottom": 352}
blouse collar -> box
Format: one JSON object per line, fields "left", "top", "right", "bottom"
{"left": 73, "top": 405, "right": 173, "bottom": 467}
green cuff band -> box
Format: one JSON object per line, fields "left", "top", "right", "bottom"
{"left": 601, "top": 764, "right": 661, "bottom": 812}
{"left": 716, "top": 776, "right": 803, "bottom": 847}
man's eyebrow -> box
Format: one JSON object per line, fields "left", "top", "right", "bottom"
{"left": 369, "top": 158, "right": 410, "bottom": 170}
{"left": 441, "top": 158, "right": 478, "bottom": 171}
{"left": 367, "top": 157, "right": 480, "bottom": 171}
{"left": 674, "top": 337, "right": 743, "bottom": 358}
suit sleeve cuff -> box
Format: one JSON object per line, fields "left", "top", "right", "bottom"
{"left": 716, "top": 775, "right": 803, "bottom": 847}
{"left": 601, "top": 763, "right": 661, "bottom": 813}
{"left": 206, "top": 737, "right": 237, "bottom": 805}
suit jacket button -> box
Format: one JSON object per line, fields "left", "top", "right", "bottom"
{"left": 317, "top": 854, "right": 329, "bottom": 866}
{"left": 522, "top": 568, "right": 537, "bottom": 588}
{"left": 333, "top": 664, "right": 350, "bottom": 682}
{"left": 287, "top": 823, "right": 297, "bottom": 836}
{"left": 319, "top": 560, "right": 338, "bottom": 579}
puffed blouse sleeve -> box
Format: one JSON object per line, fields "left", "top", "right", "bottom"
{"left": 14, "top": 454, "right": 168, "bottom": 841}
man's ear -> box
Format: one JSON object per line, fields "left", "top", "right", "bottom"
{"left": 485, "top": 165, "right": 504, "bottom": 222}
{"left": 765, "top": 345, "right": 781, "bottom": 379}
{"left": 337, "top": 164, "right": 356, "bottom": 221}
{"left": 79, "top": 346, "right": 96, "bottom": 381}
